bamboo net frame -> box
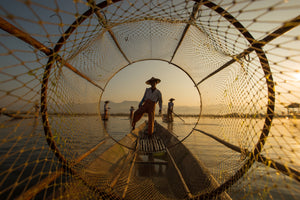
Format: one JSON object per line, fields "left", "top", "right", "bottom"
{"left": 1, "top": 0, "right": 300, "bottom": 199}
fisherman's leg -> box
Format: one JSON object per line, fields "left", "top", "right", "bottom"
{"left": 166, "top": 110, "right": 169, "bottom": 120}
{"left": 167, "top": 110, "right": 171, "bottom": 121}
{"left": 104, "top": 110, "right": 108, "bottom": 120}
{"left": 132, "top": 106, "right": 146, "bottom": 129}
{"left": 148, "top": 110, "right": 156, "bottom": 135}
{"left": 103, "top": 110, "right": 107, "bottom": 120}
{"left": 147, "top": 102, "right": 156, "bottom": 135}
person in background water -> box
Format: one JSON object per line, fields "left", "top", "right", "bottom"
{"left": 132, "top": 77, "right": 162, "bottom": 135}
{"left": 103, "top": 101, "right": 110, "bottom": 121}
{"left": 167, "top": 98, "right": 175, "bottom": 122}
{"left": 129, "top": 106, "right": 135, "bottom": 121}
{"left": 34, "top": 101, "right": 39, "bottom": 118}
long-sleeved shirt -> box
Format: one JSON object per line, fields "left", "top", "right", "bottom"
{"left": 140, "top": 88, "right": 162, "bottom": 110}
{"left": 104, "top": 104, "right": 109, "bottom": 111}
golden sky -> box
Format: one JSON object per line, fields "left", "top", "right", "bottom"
{"left": 101, "top": 60, "right": 200, "bottom": 107}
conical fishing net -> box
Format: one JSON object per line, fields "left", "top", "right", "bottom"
{"left": 1, "top": 0, "right": 300, "bottom": 199}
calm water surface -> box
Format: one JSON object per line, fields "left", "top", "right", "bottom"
{"left": 0, "top": 115, "right": 299, "bottom": 199}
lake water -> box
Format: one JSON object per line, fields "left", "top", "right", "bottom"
{"left": 0, "top": 115, "right": 299, "bottom": 199}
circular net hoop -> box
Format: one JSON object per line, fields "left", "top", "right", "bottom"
{"left": 1, "top": 0, "right": 300, "bottom": 199}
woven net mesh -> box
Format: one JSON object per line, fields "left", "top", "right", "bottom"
{"left": 1, "top": 0, "right": 300, "bottom": 199}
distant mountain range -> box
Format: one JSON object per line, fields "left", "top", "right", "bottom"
{"left": 70, "top": 101, "right": 201, "bottom": 115}
{"left": 3, "top": 100, "right": 289, "bottom": 116}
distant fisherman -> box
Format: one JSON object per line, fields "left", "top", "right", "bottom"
{"left": 167, "top": 98, "right": 175, "bottom": 122}
{"left": 34, "top": 101, "right": 39, "bottom": 118}
{"left": 132, "top": 77, "right": 162, "bottom": 135}
{"left": 103, "top": 101, "right": 110, "bottom": 121}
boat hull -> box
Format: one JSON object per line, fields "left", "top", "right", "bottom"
{"left": 63, "top": 121, "right": 231, "bottom": 199}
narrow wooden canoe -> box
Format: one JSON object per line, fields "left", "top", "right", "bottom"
{"left": 64, "top": 121, "right": 231, "bottom": 200}
{"left": 2, "top": 112, "right": 38, "bottom": 119}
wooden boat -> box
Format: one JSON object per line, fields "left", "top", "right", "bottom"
{"left": 1, "top": 112, "right": 38, "bottom": 119}
{"left": 162, "top": 114, "right": 173, "bottom": 123}
{"left": 63, "top": 121, "right": 231, "bottom": 199}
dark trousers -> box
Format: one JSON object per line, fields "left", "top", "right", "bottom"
{"left": 132, "top": 100, "right": 156, "bottom": 135}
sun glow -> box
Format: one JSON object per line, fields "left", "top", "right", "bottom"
{"left": 293, "top": 72, "right": 300, "bottom": 81}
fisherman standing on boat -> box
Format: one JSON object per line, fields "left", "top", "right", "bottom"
{"left": 167, "top": 98, "right": 175, "bottom": 122}
{"left": 132, "top": 77, "right": 162, "bottom": 135}
{"left": 129, "top": 106, "right": 135, "bottom": 121}
{"left": 103, "top": 101, "right": 110, "bottom": 121}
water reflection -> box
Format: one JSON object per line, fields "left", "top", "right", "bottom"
{"left": 103, "top": 120, "right": 108, "bottom": 132}
{"left": 135, "top": 153, "right": 167, "bottom": 177}
{"left": 167, "top": 121, "right": 173, "bottom": 132}
{"left": 1, "top": 116, "right": 299, "bottom": 199}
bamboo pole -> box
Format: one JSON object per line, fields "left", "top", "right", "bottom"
{"left": 170, "top": 2, "right": 202, "bottom": 63}
{"left": 16, "top": 138, "right": 108, "bottom": 200}
{"left": 87, "top": 0, "right": 131, "bottom": 63}
{"left": 165, "top": 147, "right": 193, "bottom": 199}
{"left": 196, "top": 14, "right": 300, "bottom": 86}
{"left": 109, "top": 149, "right": 136, "bottom": 189}
{"left": 0, "top": 17, "right": 52, "bottom": 55}
{"left": 193, "top": 128, "right": 300, "bottom": 183}
{"left": 0, "top": 17, "right": 104, "bottom": 91}
{"left": 121, "top": 151, "right": 138, "bottom": 199}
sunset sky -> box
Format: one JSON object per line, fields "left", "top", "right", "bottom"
{"left": 1, "top": 0, "right": 300, "bottom": 115}
{"left": 101, "top": 60, "right": 201, "bottom": 107}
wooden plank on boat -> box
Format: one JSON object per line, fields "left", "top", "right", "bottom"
{"left": 139, "top": 134, "right": 166, "bottom": 153}
{"left": 153, "top": 136, "right": 159, "bottom": 151}
{"left": 134, "top": 161, "right": 168, "bottom": 165}
{"left": 157, "top": 138, "right": 165, "bottom": 151}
